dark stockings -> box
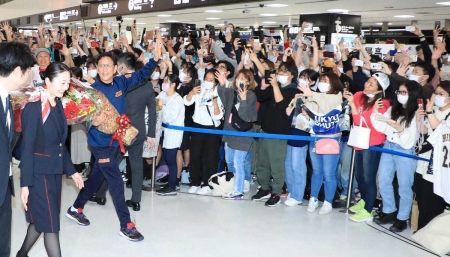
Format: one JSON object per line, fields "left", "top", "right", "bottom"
{"left": 17, "top": 224, "right": 61, "bottom": 257}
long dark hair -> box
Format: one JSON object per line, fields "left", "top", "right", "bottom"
{"left": 391, "top": 80, "right": 422, "bottom": 127}
{"left": 320, "top": 73, "right": 343, "bottom": 94}
{"left": 362, "top": 80, "right": 384, "bottom": 111}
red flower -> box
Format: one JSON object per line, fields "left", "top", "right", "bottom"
{"left": 64, "top": 101, "right": 81, "bottom": 120}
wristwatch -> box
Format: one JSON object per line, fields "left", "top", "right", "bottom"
{"left": 426, "top": 111, "right": 433, "bottom": 114}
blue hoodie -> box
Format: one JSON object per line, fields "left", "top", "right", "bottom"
{"left": 88, "top": 59, "right": 158, "bottom": 148}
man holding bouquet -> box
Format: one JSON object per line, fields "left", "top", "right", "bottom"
{"left": 66, "top": 37, "right": 163, "bottom": 241}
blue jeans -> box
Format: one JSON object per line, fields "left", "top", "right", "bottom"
{"left": 354, "top": 147, "right": 382, "bottom": 212}
{"left": 309, "top": 139, "right": 341, "bottom": 203}
{"left": 337, "top": 141, "right": 357, "bottom": 196}
{"left": 378, "top": 141, "right": 417, "bottom": 220}
{"left": 244, "top": 147, "right": 253, "bottom": 182}
{"left": 224, "top": 143, "right": 250, "bottom": 194}
{"left": 285, "top": 145, "right": 308, "bottom": 201}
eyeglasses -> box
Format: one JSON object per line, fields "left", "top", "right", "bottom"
{"left": 395, "top": 90, "right": 408, "bottom": 96}
{"left": 98, "top": 64, "right": 114, "bottom": 68}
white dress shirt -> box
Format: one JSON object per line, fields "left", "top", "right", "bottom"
{"left": 0, "top": 86, "right": 12, "bottom": 176}
{"left": 183, "top": 86, "right": 224, "bottom": 127}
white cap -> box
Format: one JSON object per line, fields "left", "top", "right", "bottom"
{"left": 372, "top": 72, "right": 390, "bottom": 91}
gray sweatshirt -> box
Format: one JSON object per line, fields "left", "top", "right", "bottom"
{"left": 218, "top": 86, "right": 258, "bottom": 151}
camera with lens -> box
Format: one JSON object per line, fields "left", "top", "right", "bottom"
{"left": 185, "top": 48, "right": 196, "bottom": 55}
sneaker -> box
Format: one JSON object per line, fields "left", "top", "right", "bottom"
{"left": 284, "top": 197, "right": 302, "bottom": 207}
{"left": 307, "top": 197, "right": 319, "bottom": 212}
{"left": 265, "top": 194, "right": 281, "bottom": 207}
{"left": 349, "top": 199, "right": 365, "bottom": 213}
{"left": 66, "top": 207, "right": 90, "bottom": 226}
{"left": 223, "top": 192, "right": 244, "bottom": 200}
{"left": 156, "top": 186, "right": 177, "bottom": 196}
{"left": 197, "top": 186, "right": 212, "bottom": 195}
{"left": 339, "top": 194, "right": 347, "bottom": 201}
{"left": 244, "top": 180, "right": 250, "bottom": 193}
{"left": 389, "top": 219, "right": 407, "bottom": 233}
{"left": 349, "top": 209, "right": 373, "bottom": 222}
{"left": 251, "top": 188, "right": 271, "bottom": 201}
{"left": 373, "top": 211, "right": 397, "bottom": 225}
{"left": 119, "top": 223, "right": 144, "bottom": 242}
{"left": 319, "top": 201, "right": 333, "bottom": 215}
{"left": 188, "top": 186, "right": 199, "bottom": 194}
{"left": 155, "top": 175, "right": 169, "bottom": 185}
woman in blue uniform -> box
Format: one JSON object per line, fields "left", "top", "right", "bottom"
{"left": 17, "top": 63, "right": 84, "bottom": 257}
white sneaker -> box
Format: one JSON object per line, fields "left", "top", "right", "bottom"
{"left": 197, "top": 186, "right": 212, "bottom": 195}
{"left": 244, "top": 180, "right": 250, "bottom": 193}
{"left": 307, "top": 197, "right": 319, "bottom": 212}
{"left": 284, "top": 197, "right": 302, "bottom": 207}
{"left": 319, "top": 201, "right": 333, "bottom": 215}
{"left": 188, "top": 186, "right": 199, "bottom": 194}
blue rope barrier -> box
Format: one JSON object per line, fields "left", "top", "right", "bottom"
{"left": 162, "top": 124, "right": 431, "bottom": 162}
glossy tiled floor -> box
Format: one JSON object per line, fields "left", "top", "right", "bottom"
{"left": 10, "top": 168, "right": 435, "bottom": 257}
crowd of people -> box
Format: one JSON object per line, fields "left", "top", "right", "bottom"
{"left": 0, "top": 19, "right": 449, "bottom": 256}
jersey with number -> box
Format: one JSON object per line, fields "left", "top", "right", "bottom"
{"left": 427, "top": 121, "right": 450, "bottom": 204}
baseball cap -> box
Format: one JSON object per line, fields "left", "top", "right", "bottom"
{"left": 372, "top": 72, "right": 390, "bottom": 91}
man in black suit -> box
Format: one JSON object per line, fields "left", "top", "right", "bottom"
{"left": 0, "top": 42, "right": 35, "bottom": 257}
{"left": 118, "top": 53, "right": 156, "bottom": 211}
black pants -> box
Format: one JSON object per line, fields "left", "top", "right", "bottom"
{"left": 189, "top": 123, "right": 221, "bottom": 187}
{"left": 127, "top": 139, "right": 145, "bottom": 202}
{"left": 0, "top": 179, "right": 12, "bottom": 257}
{"left": 415, "top": 173, "right": 447, "bottom": 229}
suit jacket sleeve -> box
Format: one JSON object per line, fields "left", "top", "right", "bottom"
{"left": 146, "top": 87, "right": 157, "bottom": 138}
{"left": 19, "top": 103, "right": 40, "bottom": 187}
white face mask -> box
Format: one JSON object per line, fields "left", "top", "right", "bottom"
{"left": 397, "top": 94, "right": 409, "bottom": 105}
{"left": 162, "top": 83, "right": 170, "bottom": 93}
{"left": 202, "top": 81, "right": 215, "bottom": 90}
{"left": 317, "top": 82, "right": 330, "bottom": 93}
{"left": 408, "top": 74, "right": 421, "bottom": 83}
{"left": 179, "top": 71, "right": 187, "bottom": 82}
{"left": 268, "top": 55, "right": 277, "bottom": 63}
{"left": 338, "top": 67, "right": 344, "bottom": 73}
{"left": 298, "top": 78, "right": 309, "bottom": 87}
{"left": 364, "top": 92, "right": 376, "bottom": 98}
{"left": 277, "top": 75, "right": 289, "bottom": 85}
{"left": 406, "top": 66, "right": 414, "bottom": 77}
{"left": 151, "top": 72, "right": 160, "bottom": 80}
{"left": 88, "top": 69, "right": 97, "bottom": 78}
{"left": 435, "top": 95, "right": 448, "bottom": 108}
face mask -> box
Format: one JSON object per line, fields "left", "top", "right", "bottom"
{"left": 88, "top": 69, "right": 97, "bottom": 78}
{"left": 162, "top": 83, "right": 170, "bottom": 93}
{"left": 202, "top": 81, "right": 215, "bottom": 90}
{"left": 408, "top": 74, "right": 421, "bottom": 83}
{"left": 298, "top": 78, "right": 309, "bottom": 87}
{"left": 151, "top": 72, "right": 160, "bottom": 80}
{"left": 435, "top": 95, "right": 448, "bottom": 108}
{"left": 364, "top": 92, "right": 376, "bottom": 98}
{"left": 317, "top": 82, "right": 330, "bottom": 93}
{"left": 268, "top": 55, "right": 277, "bottom": 63}
{"left": 338, "top": 67, "right": 344, "bottom": 73}
{"left": 397, "top": 94, "right": 409, "bottom": 105}
{"left": 406, "top": 66, "right": 414, "bottom": 77}
{"left": 179, "top": 71, "right": 187, "bottom": 82}
{"left": 277, "top": 75, "right": 289, "bottom": 85}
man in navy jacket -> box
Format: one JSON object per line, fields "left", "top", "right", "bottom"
{"left": 66, "top": 46, "right": 161, "bottom": 241}
{"left": 0, "top": 42, "right": 35, "bottom": 257}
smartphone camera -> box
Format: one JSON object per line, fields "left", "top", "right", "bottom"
{"left": 264, "top": 69, "right": 276, "bottom": 84}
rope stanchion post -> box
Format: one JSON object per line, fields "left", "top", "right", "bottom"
{"left": 345, "top": 148, "right": 356, "bottom": 212}
{"left": 151, "top": 157, "right": 156, "bottom": 191}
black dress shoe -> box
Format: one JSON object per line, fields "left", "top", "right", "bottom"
{"left": 89, "top": 195, "right": 107, "bottom": 205}
{"left": 373, "top": 211, "right": 397, "bottom": 225}
{"left": 126, "top": 200, "right": 140, "bottom": 211}
{"left": 389, "top": 219, "right": 407, "bottom": 232}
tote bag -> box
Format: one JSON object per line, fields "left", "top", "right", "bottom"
{"left": 347, "top": 116, "right": 371, "bottom": 149}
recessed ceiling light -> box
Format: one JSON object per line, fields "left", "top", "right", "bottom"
{"left": 217, "top": 23, "right": 225, "bottom": 26}
{"left": 327, "top": 9, "right": 349, "bottom": 13}
{"left": 394, "top": 15, "right": 415, "bottom": 18}
{"left": 205, "top": 10, "right": 223, "bottom": 13}
{"left": 166, "top": 20, "right": 179, "bottom": 23}
{"left": 260, "top": 13, "right": 277, "bottom": 17}
{"left": 206, "top": 17, "right": 220, "bottom": 20}
{"left": 75, "top": 22, "right": 82, "bottom": 25}
{"left": 136, "top": 22, "right": 146, "bottom": 25}
{"left": 263, "top": 21, "right": 277, "bottom": 24}
{"left": 265, "top": 4, "right": 288, "bottom": 8}
{"left": 437, "top": 2, "right": 450, "bottom": 5}
{"left": 123, "top": 17, "right": 134, "bottom": 20}
{"left": 157, "top": 14, "right": 172, "bottom": 17}
{"left": 375, "top": 22, "right": 393, "bottom": 25}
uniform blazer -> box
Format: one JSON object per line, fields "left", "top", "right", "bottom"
{"left": 0, "top": 96, "right": 14, "bottom": 205}
{"left": 19, "top": 100, "right": 75, "bottom": 187}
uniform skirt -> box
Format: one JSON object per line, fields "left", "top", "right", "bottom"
{"left": 26, "top": 174, "right": 62, "bottom": 233}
